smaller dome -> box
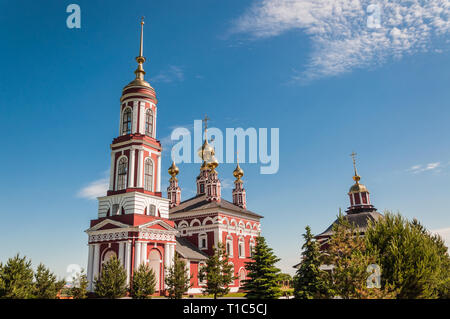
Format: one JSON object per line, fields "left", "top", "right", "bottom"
{"left": 168, "top": 162, "right": 179, "bottom": 179}
{"left": 233, "top": 163, "right": 244, "bottom": 180}
{"left": 349, "top": 182, "right": 369, "bottom": 194}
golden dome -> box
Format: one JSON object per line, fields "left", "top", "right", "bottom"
{"left": 168, "top": 161, "right": 179, "bottom": 179}
{"left": 207, "top": 155, "right": 219, "bottom": 171}
{"left": 233, "top": 163, "right": 244, "bottom": 180}
{"left": 349, "top": 175, "right": 369, "bottom": 194}
{"left": 197, "top": 140, "right": 215, "bottom": 162}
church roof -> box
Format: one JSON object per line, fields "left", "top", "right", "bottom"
{"left": 169, "top": 194, "right": 263, "bottom": 218}
{"left": 176, "top": 237, "right": 208, "bottom": 261}
{"left": 316, "top": 210, "right": 384, "bottom": 238}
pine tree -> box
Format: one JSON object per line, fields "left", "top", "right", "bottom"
{"left": 199, "top": 242, "right": 234, "bottom": 299}
{"left": 165, "top": 254, "right": 191, "bottom": 299}
{"left": 94, "top": 256, "right": 127, "bottom": 299}
{"left": 243, "top": 236, "right": 282, "bottom": 299}
{"left": 0, "top": 254, "right": 34, "bottom": 299}
{"left": 294, "top": 226, "right": 330, "bottom": 299}
{"left": 33, "top": 263, "right": 65, "bottom": 299}
{"left": 70, "top": 268, "right": 88, "bottom": 299}
{"left": 324, "top": 215, "right": 396, "bottom": 299}
{"left": 130, "top": 263, "right": 157, "bottom": 299}
{"left": 365, "top": 212, "right": 450, "bottom": 299}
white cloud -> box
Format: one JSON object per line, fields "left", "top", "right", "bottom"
{"left": 151, "top": 65, "right": 184, "bottom": 83}
{"left": 408, "top": 162, "right": 441, "bottom": 174}
{"left": 432, "top": 227, "right": 450, "bottom": 249}
{"left": 232, "top": 0, "right": 449, "bottom": 82}
{"left": 77, "top": 177, "right": 109, "bottom": 200}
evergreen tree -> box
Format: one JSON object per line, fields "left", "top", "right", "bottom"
{"left": 70, "top": 268, "right": 88, "bottom": 299}
{"left": 0, "top": 254, "right": 34, "bottom": 299}
{"left": 294, "top": 226, "right": 330, "bottom": 299}
{"left": 130, "top": 263, "right": 157, "bottom": 299}
{"left": 365, "top": 212, "right": 450, "bottom": 299}
{"left": 324, "top": 215, "right": 396, "bottom": 299}
{"left": 94, "top": 256, "right": 127, "bottom": 299}
{"left": 199, "top": 243, "right": 234, "bottom": 299}
{"left": 243, "top": 236, "right": 282, "bottom": 299}
{"left": 33, "top": 263, "right": 65, "bottom": 299}
{"left": 165, "top": 254, "right": 191, "bottom": 299}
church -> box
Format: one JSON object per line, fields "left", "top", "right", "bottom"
{"left": 85, "top": 20, "right": 262, "bottom": 295}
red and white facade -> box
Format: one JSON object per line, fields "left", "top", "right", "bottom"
{"left": 85, "top": 21, "right": 262, "bottom": 295}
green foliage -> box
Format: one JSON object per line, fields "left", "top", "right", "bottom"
{"left": 131, "top": 263, "right": 156, "bottom": 299}
{"left": 94, "top": 256, "right": 127, "bottom": 299}
{"left": 324, "top": 215, "right": 397, "bottom": 299}
{"left": 294, "top": 226, "right": 330, "bottom": 299}
{"left": 365, "top": 212, "right": 450, "bottom": 299}
{"left": 165, "top": 254, "right": 191, "bottom": 299}
{"left": 70, "top": 268, "right": 88, "bottom": 299}
{"left": 34, "top": 263, "right": 65, "bottom": 299}
{"left": 199, "top": 243, "right": 234, "bottom": 299}
{"left": 243, "top": 236, "right": 282, "bottom": 299}
{"left": 0, "top": 254, "right": 34, "bottom": 299}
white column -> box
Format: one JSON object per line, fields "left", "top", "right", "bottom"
{"left": 132, "top": 101, "right": 138, "bottom": 134}
{"left": 135, "top": 241, "right": 141, "bottom": 269}
{"left": 92, "top": 244, "right": 100, "bottom": 286}
{"left": 164, "top": 243, "right": 170, "bottom": 270}
{"left": 156, "top": 154, "right": 161, "bottom": 192}
{"left": 109, "top": 152, "right": 115, "bottom": 191}
{"left": 125, "top": 240, "right": 132, "bottom": 285}
{"left": 139, "top": 102, "right": 145, "bottom": 133}
{"left": 137, "top": 149, "right": 143, "bottom": 188}
{"left": 169, "top": 243, "right": 175, "bottom": 268}
{"left": 128, "top": 148, "right": 135, "bottom": 188}
{"left": 141, "top": 242, "right": 148, "bottom": 265}
{"left": 87, "top": 244, "right": 94, "bottom": 291}
{"left": 118, "top": 242, "right": 125, "bottom": 265}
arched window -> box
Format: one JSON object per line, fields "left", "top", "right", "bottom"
{"left": 199, "top": 233, "right": 207, "bottom": 250}
{"left": 145, "top": 109, "right": 153, "bottom": 137}
{"left": 144, "top": 158, "right": 153, "bottom": 191}
{"left": 148, "top": 204, "right": 156, "bottom": 216}
{"left": 238, "top": 237, "right": 245, "bottom": 258}
{"left": 122, "top": 108, "right": 132, "bottom": 135}
{"left": 249, "top": 239, "right": 255, "bottom": 258}
{"left": 117, "top": 157, "right": 128, "bottom": 190}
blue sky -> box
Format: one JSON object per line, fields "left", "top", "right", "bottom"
{"left": 0, "top": 0, "right": 449, "bottom": 278}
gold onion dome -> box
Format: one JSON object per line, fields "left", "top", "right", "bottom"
{"left": 349, "top": 174, "right": 369, "bottom": 194}
{"left": 207, "top": 155, "right": 219, "bottom": 171}
{"left": 233, "top": 163, "right": 244, "bottom": 180}
{"left": 168, "top": 161, "right": 179, "bottom": 179}
{"left": 197, "top": 140, "right": 215, "bottom": 162}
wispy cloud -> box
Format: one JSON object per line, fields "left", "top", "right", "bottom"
{"left": 407, "top": 162, "right": 441, "bottom": 174}
{"left": 432, "top": 227, "right": 450, "bottom": 250}
{"left": 231, "top": 0, "right": 449, "bottom": 83}
{"left": 77, "top": 177, "right": 109, "bottom": 200}
{"left": 151, "top": 65, "right": 184, "bottom": 83}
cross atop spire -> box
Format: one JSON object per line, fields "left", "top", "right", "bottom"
{"left": 139, "top": 16, "right": 145, "bottom": 58}
{"left": 350, "top": 151, "right": 360, "bottom": 183}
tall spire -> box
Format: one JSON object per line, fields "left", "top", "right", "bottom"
{"left": 133, "top": 17, "right": 148, "bottom": 85}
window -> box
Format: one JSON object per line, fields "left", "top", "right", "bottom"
{"left": 112, "top": 204, "right": 119, "bottom": 216}
{"left": 238, "top": 238, "right": 245, "bottom": 258}
{"left": 144, "top": 158, "right": 153, "bottom": 191}
{"left": 117, "top": 157, "right": 128, "bottom": 190}
{"left": 226, "top": 237, "right": 233, "bottom": 257}
{"left": 200, "top": 183, "right": 205, "bottom": 194}
{"left": 122, "top": 108, "right": 132, "bottom": 135}
{"left": 198, "top": 262, "right": 207, "bottom": 286}
{"left": 148, "top": 204, "right": 156, "bottom": 216}
{"left": 249, "top": 239, "right": 255, "bottom": 258}
{"left": 145, "top": 109, "right": 153, "bottom": 137}
{"left": 199, "top": 233, "right": 207, "bottom": 250}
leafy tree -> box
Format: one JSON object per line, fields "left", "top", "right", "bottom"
{"left": 199, "top": 243, "right": 234, "bottom": 299}
{"left": 165, "top": 254, "right": 191, "bottom": 299}
{"left": 130, "top": 263, "right": 156, "bottom": 299}
{"left": 243, "top": 236, "right": 282, "bottom": 299}
{"left": 94, "top": 256, "right": 127, "bottom": 299}
{"left": 294, "top": 226, "right": 330, "bottom": 299}
{"left": 70, "top": 268, "right": 89, "bottom": 299}
{"left": 34, "top": 263, "right": 65, "bottom": 299}
{"left": 0, "top": 254, "right": 34, "bottom": 299}
{"left": 365, "top": 212, "right": 450, "bottom": 299}
{"left": 323, "top": 215, "right": 396, "bottom": 299}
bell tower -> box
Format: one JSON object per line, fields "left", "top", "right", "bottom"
{"left": 347, "top": 152, "right": 375, "bottom": 214}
